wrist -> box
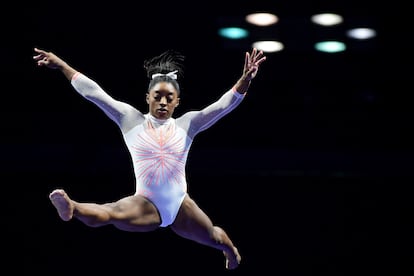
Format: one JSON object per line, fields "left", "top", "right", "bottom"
{"left": 233, "top": 78, "right": 251, "bottom": 94}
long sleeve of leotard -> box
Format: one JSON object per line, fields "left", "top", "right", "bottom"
{"left": 70, "top": 72, "right": 143, "bottom": 131}
{"left": 177, "top": 88, "right": 245, "bottom": 139}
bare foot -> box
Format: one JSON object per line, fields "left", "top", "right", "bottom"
{"left": 49, "top": 189, "right": 74, "bottom": 221}
{"left": 223, "top": 246, "right": 241, "bottom": 270}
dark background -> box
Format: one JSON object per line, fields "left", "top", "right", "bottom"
{"left": 1, "top": 0, "right": 410, "bottom": 275}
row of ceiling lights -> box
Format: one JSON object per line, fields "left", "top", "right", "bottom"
{"left": 218, "top": 12, "right": 377, "bottom": 53}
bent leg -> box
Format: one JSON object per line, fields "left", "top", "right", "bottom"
{"left": 48, "top": 189, "right": 161, "bottom": 232}
{"left": 170, "top": 195, "right": 241, "bottom": 270}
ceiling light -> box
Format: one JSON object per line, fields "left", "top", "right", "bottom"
{"left": 346, "top": 28, "right": 377, "bottom": 39}
{"left": 314, "top": 41, "right": 346, "bottom": 53}
{"left": 245, "top": 13, "right": 279, "bottom": 26}
{"left": 218, "top": 27, "right": 249, "bottom": 39}
{"left": 252, "top": 41, "right": 284, "bottom": 53}
{"left": 311, "top": 13, "right": 343, "bottom": 26}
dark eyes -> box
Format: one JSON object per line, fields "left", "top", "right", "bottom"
{"left": 154, "top": 95, "right": 174, "bottom": 102}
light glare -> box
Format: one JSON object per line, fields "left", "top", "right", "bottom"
{"left": 252, "top": 41, "right": 284, "bottom": 53}
{"left": 315, "top": 41, "right": 346, "bottom": 53}
{"left": 311, "top": 13, "right": 343, "bottom": 26}
{"left": 346, "top": 28, "right": 377, "bottom": 39}
{"left": 246, "top": 13, "right": 279, "bottom": 26}
{"left": 218, "top": 27, "right": 249, "bottom": 39}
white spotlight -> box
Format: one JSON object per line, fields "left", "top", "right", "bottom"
{"left": 246, "top": 13, "right": 279, "bottom": 26}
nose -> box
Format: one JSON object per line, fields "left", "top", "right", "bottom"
{"left": 160, "top": 96, "right": 168, "bottom": 105}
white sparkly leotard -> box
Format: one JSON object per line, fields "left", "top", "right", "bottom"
{"left": 71, "top": 72, "right": 245, "bottom": 227}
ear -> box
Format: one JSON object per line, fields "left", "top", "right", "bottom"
{"left": 175, "top": 97, "right": 180, "bottom": 107}
{"left": 146, "top": 93, "right": 150, "bottom": 104}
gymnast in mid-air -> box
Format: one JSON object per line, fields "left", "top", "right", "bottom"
{"left": 33, "top": 46, "right": 266, "bottom": 270}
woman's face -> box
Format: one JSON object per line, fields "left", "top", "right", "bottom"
{"left": 146, "top": 82, "right": 180, "bottom": 120}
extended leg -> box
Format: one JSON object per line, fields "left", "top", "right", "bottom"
{"left": 48, "top": 189, "right": 161, "bottom": 231}
{"left": 171, "top": 196, "right": 241, "bottom": 270}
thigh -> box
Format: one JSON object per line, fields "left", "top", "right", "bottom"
{"left": 108, "top": 195, "right": 161, "bottom": 231}
{"left": 170, "top": 195, "right": 214, "bottom": 241}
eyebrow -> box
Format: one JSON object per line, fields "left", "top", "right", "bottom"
{"left": 154, "top": 91, "right": 175, "bottom": 96}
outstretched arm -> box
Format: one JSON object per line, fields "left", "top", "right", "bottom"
{"left": 178, "top": 48, "right": 267, "bottom": 136}
{"left": 232, "top": 48, "right": 266, "bottom": 94}
{"left": 33, "top": 48, "right": 143, "bottom": 131}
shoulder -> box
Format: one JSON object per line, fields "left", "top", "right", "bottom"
{"left": 119, "top": 108, "right": 146, "bottom": 133}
